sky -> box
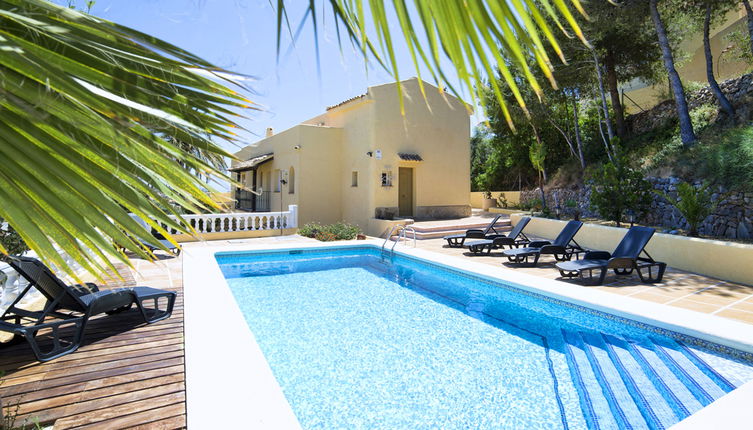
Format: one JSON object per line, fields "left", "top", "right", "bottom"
{"left": 67, "top": 0, "right": 483, "bottom": 154}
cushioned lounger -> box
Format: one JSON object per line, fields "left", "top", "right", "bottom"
{"left": 0, "top": 256, "right": 176, "bottom": 362}
{"left": 556, "top": 226, "right": 667, "bottom": 285}
{"left": 443, "top": 214, "right": 504, "bottom": 248}
{"left": 466, "top": 217, "right": 531, "bottom": 255}
{"left": 501, "top": 220, "right": 584, "bottom": 266}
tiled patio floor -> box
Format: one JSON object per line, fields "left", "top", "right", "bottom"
{"left": 412, "top": 237, "right": 753, "bottom": 324}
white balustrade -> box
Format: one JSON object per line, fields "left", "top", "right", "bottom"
{"left": 158, "top": 205, "right": 298, "bottom": 235}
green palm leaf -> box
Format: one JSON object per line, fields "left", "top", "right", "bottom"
{"left": 0, "top": 0, "right": 254, "bottom": 278}
{"left": 277, "top": 0, "right": 588, "bottom": 126}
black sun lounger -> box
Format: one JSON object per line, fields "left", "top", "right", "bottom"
{"left": 501, "top": 220, "right": 584, "bottom": 266}
{"left": 466, "top": 217, "right": 531, "bottom": 255}
{"left": 555, "top": 226, "right": 667, "bottom": 285}
{"left": 443, "top": 214, "right": 504, "bottom": 248}
{"left": 129, "top": 214, "right": 181, "bottom": 256}
{"left": 0, "top": 256, "right": 176, "bottom": 361}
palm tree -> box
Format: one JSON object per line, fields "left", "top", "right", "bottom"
{"left": 1, "top": 0, "right": 586, "bottom": 276}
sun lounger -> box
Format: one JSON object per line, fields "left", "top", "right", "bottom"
{"left": 443, "top": 214, "right": 505, "bottom": 248}
{"left": 129, "top": 214, "right": 180, "bottom": 255}
{"left": 556, "top": 226, "right": 667, "bottom": 285}
{"left": 466, "top": 217, "right": 531, "bottom": 255}
{"left": 502, "top": 220, "right": 584, "bottom": 266}
{"left": 0, "top": 256, "right": 176, "bottom": 361}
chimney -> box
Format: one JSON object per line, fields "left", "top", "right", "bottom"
{"left": 266, "top": 127, "right": 274, "bottom": 138}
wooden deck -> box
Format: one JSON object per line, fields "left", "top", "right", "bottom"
{"left": 0, "top": 255, "right": 185, "bottom": 429}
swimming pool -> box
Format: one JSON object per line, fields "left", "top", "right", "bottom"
{"left": 216, "top": 245, "right": 753, "bottom": 429}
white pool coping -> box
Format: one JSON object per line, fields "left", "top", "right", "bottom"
{"left": 183, "top": 238, "right": 753, "bottom": 429}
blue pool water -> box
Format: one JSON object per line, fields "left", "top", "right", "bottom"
{"left": 217, "top": 246, "right": 753, "bottom": 429}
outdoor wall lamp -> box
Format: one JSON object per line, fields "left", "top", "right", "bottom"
{"left": 366, "top": 151, "right": 373, "bottom": 157}
{"left": 293, "top": 145, "right": 301, "bottom": 150}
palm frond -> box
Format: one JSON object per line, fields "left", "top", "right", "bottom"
{"left": 0, "top": 0, "right": 253, "bottom": 278}
{"left": 277, "top": 0, "right": 588, "bottom": 126}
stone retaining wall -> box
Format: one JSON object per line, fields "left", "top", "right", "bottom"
{"left": 520, "top": 177, "right": 753, "bottom": 240}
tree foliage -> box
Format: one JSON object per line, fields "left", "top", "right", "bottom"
{"left": 588, "top": 154, "right": 653, "bottom": 226}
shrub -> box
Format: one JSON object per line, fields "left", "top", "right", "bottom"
{"left": 689, "top": 126, "right": 753, "bottom": 191}
{"left": 314, "top": 231, "right": 337, "bottom": 242}
{"left": 0, "top": 218, "right": 28, "bottom": 259}
{"left": 298, "top": 222, "right": 323, "bottom": 238}
{"left": 326, "top": 222, "right": 361, "bottom": 240}
{"left": 497, "top": 193, "right": 509, "bottom": 208}
{"left": 656, "top": 182, "right": 717, "bottom": 237}
{"left": 588, "top": 156, "right": 652, "bottom": 226}
{"left": 519, "top": 196, "right": 543, "bottom": 211}
{"left": 300, "top": 221, "right": 362, "bottom": 241}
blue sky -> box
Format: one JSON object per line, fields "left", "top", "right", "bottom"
{"left": 70, "top": 1, "right": 482, "bottom": 154}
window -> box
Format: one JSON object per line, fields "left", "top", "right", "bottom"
{"left": 289, "top": 167, "right": 295, "bottom": 194}
{"left": 381, "top": 171, "right": 392, "bottom": 187}
{"left": 274, "top": 169, "right": 281, "bottom": 192}
{"left": 351, "top": 171, "right": 358, "bottom": 187}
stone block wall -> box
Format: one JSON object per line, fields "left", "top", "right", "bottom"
{"left": 520, "top": 177, "right": 753, "bottom": 240}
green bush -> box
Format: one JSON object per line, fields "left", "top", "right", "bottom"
{"left": 519, "top": 196, "right": 543, "bottom": 211}
{"left": 689, "top": 126, "right": 753, "bottom": 191}
{"left": 299, "top": 221, "right": 362, "bottom": 241}
{"left": 298, "top": 222, "right": 323, "bottom": 238}
{"left": 588, "top": 156, "right": 652, "bottom": 226}
{"left": 314, "top": 231, "right": 337, "bottom": 242}
{"left": 497, "top": 193, "right": 509, "bottom": 208}
{"left": 326, "top": 222, "right": 361, "bottom": 240}
{"left": 656, "top": 182, "right": 716, "bottom": 237}
{"left": 689, "top": 103, "right": 718, "bottom": 132}
{"left": 0, "top": 218, "right": 29, "bottom": 259}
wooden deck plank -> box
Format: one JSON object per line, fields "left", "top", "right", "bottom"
{"left": 0, "top": 256, "right": 187, "bottom": 428}
{"left": 125, "top": 414, "right": 187, "bottom": 430}
{"left": 53, "top": 392, "right": 186, "bottom": 430}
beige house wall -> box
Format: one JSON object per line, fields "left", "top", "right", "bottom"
{"left": 469, "top": 191, "right": 522, "bottom": 209}
{"left": 231, "top": 78, "right": 471, "bottom": 232}
{"left": 368, "top": 79, "right": 471, "bottom": 218}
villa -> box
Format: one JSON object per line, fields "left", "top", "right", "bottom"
{"left": 229, "top": 78, "right": 471, "bottom": 236}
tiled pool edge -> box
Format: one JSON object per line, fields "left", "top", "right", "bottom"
{"left": 184, "top": 239, "right": 753, "bottom": 429}
{"left": 183, "top": 245, "right": 302, "bottom": 430}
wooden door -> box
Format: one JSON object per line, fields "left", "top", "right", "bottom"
{"left": 398, "top": 167, "right": 413, "bottom": 216}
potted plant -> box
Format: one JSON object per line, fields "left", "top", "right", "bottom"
{"left": 481, "top": 190, "right": 497, "bottom": 210}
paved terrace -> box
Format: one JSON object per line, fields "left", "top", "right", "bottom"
{"left": 1, "top": 232, "right": 752, "bottom": 427}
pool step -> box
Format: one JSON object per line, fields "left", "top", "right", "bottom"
{"left": 561, "top": 330, "right": 737, "bottom": 429}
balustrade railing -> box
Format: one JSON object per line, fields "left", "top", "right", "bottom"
{"left": 157, "top": 205, "right": 298, "bottom": 235}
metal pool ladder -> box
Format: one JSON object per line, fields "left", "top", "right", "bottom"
{"left": 381, "top": 225, "right": 417, "bottom": 260}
